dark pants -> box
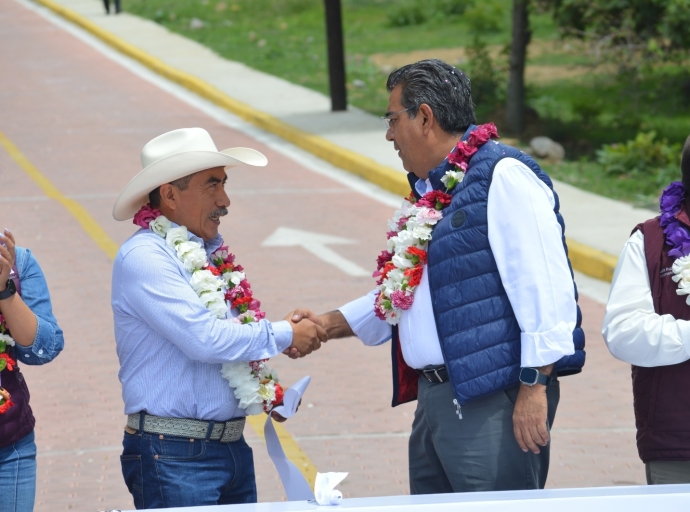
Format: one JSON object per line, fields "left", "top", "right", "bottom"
{"left": 121, "top": 429, "right": 257, "bottom": 509}
{"left": 646, "top": 461, "right": 690, "bottom": 484}
{"left": 103, "top": 0, "right": 121, "bottom": 14}
{"left": 409, "top": 377, "right": 559, "bottom": 494}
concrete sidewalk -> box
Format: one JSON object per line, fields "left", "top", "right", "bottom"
{"left": 33, "top": 0, "right": 656, "bottom": 265}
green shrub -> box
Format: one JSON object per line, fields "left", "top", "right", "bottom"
{"left": 596, "top": 131, "right": 681, "bottom": 185}
{"left": 386, "top": 2, "right": 427, "bottom": 27}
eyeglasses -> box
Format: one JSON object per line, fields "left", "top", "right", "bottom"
{"left": 381, "top": 107, "right": 413, "bottom": 130}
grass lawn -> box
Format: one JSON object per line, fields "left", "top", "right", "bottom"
{"left": 125, "top": 0, "right": 690, "bottom": 205}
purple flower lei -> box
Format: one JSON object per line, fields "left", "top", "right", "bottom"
{"left": 660, "top": 181, "right": 690, "bottom": 259}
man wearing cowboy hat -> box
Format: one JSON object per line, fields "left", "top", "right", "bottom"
{"left": 111, "top": 127, "right": 326, "bottom": 508}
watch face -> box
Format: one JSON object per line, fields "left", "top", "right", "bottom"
{"left": 519, "top": 367, "right": 539, "bottom": 385}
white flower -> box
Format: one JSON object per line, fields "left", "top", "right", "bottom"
{"left": 150, "top": 215, "right": 172, "bottom": 237}
{"left": 416, "top": 208, "right": 443, "bottom": 225}
{"left": 441, "top": 170, "right": 465, "bottom": 188}
{"left": 0, "top": 332, "right": 15, "bottom": 346}
{"left": 258, "top": 382, "right": 276, "bottom": 403}
{"left": 176, "top": 242, "right": 208, "bottom": 272}
{"left": 225, "top": 271, "right": 245, "bottom": 286}
{"left": 392, "top": 252, "right": 414, "bottom": 269}
{"left": 411, "top": 224, "right": 433, "bottom": 241}
{"left": 190, "top": 269, "right": 221, "bottom": 295}
{"left": 166, "top": 226, "right": 188, "bottom": 248}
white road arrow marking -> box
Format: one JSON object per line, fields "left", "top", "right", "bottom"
{"left": 262, "top": 227, "right": 370, "bottom": 277}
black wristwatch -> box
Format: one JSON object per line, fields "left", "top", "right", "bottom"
{"left": 519, "top": 367, "right": 553, "bottom": 387}
{"left": 0, "top": 279, "right": 16, "bottom": 301}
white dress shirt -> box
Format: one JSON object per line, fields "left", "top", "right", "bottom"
{"left": 339, "top": 157, "right": 577, "bottom": 369}
{"left": 602, "top": 230, "right": 690, "bottom": 367}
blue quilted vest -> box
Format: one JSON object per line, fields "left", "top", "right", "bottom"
{"left": 390, "top": 125, "right": 585, "bottom": 407}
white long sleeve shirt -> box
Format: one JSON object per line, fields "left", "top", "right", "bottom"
{"left": 602, "top": 230, "right": 690, "bottom": 367}
{"left": 340, "top": 157, "right": 577, "bottom": 369}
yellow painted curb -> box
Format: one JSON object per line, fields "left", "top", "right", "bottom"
{"left": 567, "top": 239, "right": 618, "bottom": 283}
{"left": 33, "top": 0, "right": 410, "bottom": 198}
{"left": 32, "top": 0, "right": 619, "bottom": 287}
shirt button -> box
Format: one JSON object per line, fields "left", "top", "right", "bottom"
{"left": 24, "top": 354, "right": 29, "bottom": 358}
{"left": 38, "top": 349, "right": 43, "bottom": 355}
{"left": 190, "top": 439, "right": 194, "bottom": 443}
{"left": 154, "top": 454, "right": 159, "bottom": 460}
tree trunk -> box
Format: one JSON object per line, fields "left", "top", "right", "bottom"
{"left": 506, "top": 0, "right": 531, "bottom": 137}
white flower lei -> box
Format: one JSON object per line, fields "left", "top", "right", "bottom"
{"left": 142, "top": 212, "right": 281, "bottom": 414}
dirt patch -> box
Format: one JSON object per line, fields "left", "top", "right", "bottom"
{"left": 368, "top": 39, "right": 602, "bottom": 83}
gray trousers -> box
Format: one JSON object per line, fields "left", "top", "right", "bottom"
{"left": 646, "top": 461, "right": 690, "bottom": 484}
{"left": 409, "top": 376, "right": 559, "bottom": 494}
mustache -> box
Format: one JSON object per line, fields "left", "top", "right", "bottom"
{"left": 210, "top": 207, "right": 228, "bottom": 218}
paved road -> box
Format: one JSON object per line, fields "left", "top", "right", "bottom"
{"left": 0, "top": 1, "right": 645, "bottom": 510}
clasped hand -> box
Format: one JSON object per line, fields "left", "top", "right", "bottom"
{"left": 0, "top": 229, "right": 16, "bottom": 290}
{"left": 282, "top": 309, "right": 327, "bottom": 358}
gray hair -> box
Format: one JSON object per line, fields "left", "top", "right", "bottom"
{"left": 386, "top": 59, "right": 475, "bottom": 135}
{"left": 148, "top": 174, "right": 194, "bottom": 208}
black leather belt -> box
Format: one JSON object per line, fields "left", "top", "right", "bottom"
{"left": 416, "top": 366, "right": 449, "bottom": 383}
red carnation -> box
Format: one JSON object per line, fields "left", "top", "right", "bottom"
{"left": 232, "top": 296, "right": 254, "bottom": 309}
{"left": 404, "top": 265, "right": 424, "bottom": 287}
{"left": 418, "top": 190, "right": 452, "bottom": 210}
{"left": 405, "top": 191, "right": 416, "bottom": 204}
{"left": 406, "top": 247, "right": 428, "bottom": 265}
{"left": 0, "top": 399, "right": 14, "bottom": 414}
{"left": 218, "top": 263, "right": 234, "bottom": 273}
{"left": 467, "top": 122, "right": 499, "bottom": 147}
{"left": 271, "top": 383, "right": 285, "bottom": 406}
{"left": 207, "top": 266, "right": 221, "bottom": 276}
{"left": 0, "top": 353, "right": 16, "bottom": 372}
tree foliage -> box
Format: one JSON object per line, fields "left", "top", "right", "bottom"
{"left": 550, "top": 0, "right": 690, "bottom": 68}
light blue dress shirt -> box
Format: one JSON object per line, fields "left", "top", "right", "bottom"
{"left": 111, "top": 228, "right": 293, "bottom": 421}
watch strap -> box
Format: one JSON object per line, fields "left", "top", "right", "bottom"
{"left": 0, "top": 279, "right": 16, "bottom": 300}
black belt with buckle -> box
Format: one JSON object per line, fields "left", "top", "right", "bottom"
{"left": 416, "top": 366, "right": 449, "bottom": 383}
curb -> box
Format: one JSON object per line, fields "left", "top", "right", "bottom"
{"left": 33, "top": 0, "right": 410, "bottom": 198}
{"left": 32, "top": 0, "right": 619, "bottom": 283}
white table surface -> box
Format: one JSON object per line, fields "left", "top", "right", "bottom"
{"left": 116, "top": 484, "right": 690, "bottom": 511}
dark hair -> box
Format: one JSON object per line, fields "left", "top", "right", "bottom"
{"left": 386, "top": 59, "right": 475, "bottom": 135}
{"left": 148, "top": 174, "right": 194, "bottom": 209}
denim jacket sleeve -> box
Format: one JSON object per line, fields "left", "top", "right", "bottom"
{"left": 10, "top": 247, "right": 64, "bottom": 365}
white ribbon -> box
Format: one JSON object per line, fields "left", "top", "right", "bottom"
{"left": 264, "top": 376, "right": 315, "bottom": 501}
{"left": 314, "top": 472, "right": 348, "bottom": 505}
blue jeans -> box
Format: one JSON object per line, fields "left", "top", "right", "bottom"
{"left": 121, "top": 428, "right": 257, "bottom": 509}
{"left": 0, "top": 431, "right": 37, "bottom": 512}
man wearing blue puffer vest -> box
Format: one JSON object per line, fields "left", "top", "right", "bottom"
{"left": 292, "top": 59, "right": 585, "bottom": 493}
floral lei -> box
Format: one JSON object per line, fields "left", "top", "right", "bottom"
{"left": 659, "top": 182, "right": 690, "bottom": 303}
{"left": 373, "top": 123, "right": 499, "bottom": 324}
{"left": 0, "top": 314, "right": 16, "bottom": 414}
{"left": 133, "top": 205, "right": 283, "bottom": 414}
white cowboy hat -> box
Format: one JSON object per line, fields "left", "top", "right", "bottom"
{"left": 113, "top": 127, "right": 267, "bottom": 220}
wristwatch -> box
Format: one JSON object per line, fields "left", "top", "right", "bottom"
{"left": 519, "top": 367, "right": 553, "bottom": 386}
{"left": 0, "top": 279, "right": 16, "bottom": 301}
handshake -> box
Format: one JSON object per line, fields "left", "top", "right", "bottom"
{"left": 282, "top": 309, "right": 352, "bottom": 358}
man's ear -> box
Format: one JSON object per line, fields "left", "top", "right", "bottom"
{"left": 418, "top": 103, "right": 435, "bottom": 136}
{"left": 159, "top": 183, "right": 177, "bottom": 212}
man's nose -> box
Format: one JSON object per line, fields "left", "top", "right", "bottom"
{"left": 219, "top": 187, "right": 231, "bottom": 208}
{"left": 386, "top": 126, "right": 394, "bottom": 142}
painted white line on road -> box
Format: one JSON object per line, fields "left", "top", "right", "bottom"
{"left": 18, "top": 0, "right": 402, "bottom": 210}
{"left": 262, "top": 227, "right": 369, "bottom": 277}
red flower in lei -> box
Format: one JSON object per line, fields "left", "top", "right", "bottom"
{"left": 0, "top": 315, "right": 16, "bottom": 414}
{"left": 372, "top": 123, "right": 499, "bottom": 324}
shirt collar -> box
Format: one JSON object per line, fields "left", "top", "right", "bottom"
{"left": 412, "top": 124, "right": 477, "bottom": 194}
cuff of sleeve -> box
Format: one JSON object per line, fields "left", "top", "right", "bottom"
{"left": 679, "top": 321, "right": 690, "bottom": 358}
{"left": 520, "top": 321, "right": 576, "bottom": 368}
{"left": 339, "top": 294, "right": 376, "bottom": 337}
{"left": 272, "top": 320, "right": 293, "bottom": 352}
